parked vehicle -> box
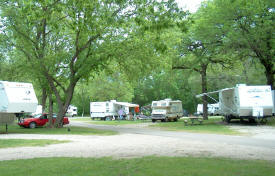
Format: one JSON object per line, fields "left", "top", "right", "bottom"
{"left": 0, "top": 81, "right": 38, "bottom": 126}
{"left": 136, "top": 114, "right": 151, "bottom": 120}
{"left": 196, "top": 103, "right": 220, "bottom": 116}
{"left": 18, "top": 113, "right": 69, "bottom": 128}
{"left": 66, "top": 105, "right": 78, "bottom": 117}
{"left": 90, "top": 100, "right": 139, "bottom": 120}
{"left": 151, "top": 99, "right": 183, "bottom": 122}
{"left": 272, "top": 90, "right": 275, "bottom": 116}
{"left": 196, "top": 84, "right": 273, "bottom": 122}
{"left": 32, "top": 105, "right": 42, "bottom": 116}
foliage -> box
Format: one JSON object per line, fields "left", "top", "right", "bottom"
{"left": 133, "top": 70, "right": 198, "bottom": 113}
{"left": 0, "top": 139, "right": 69, "bottom": 149}
{"left": 0, "top": 156, "right": 274, "bottom": 176}
{"left": 0, "top": 0, "right": 183, "bottom": 127}
{"left": 198, "top": 0, "right": 275, "bottom": 88}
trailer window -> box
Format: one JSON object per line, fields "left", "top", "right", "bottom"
{"left": 106, "top": 103, "right": 109, "bottom": 106}
{"left": 153, "top": 103, "right": 157, "bottom": 106}
{"left": 161, "top": 103, "right": 166, "bottom": 106}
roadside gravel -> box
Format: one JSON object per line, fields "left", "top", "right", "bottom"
{"left": 1, "top": 129, "right": 275, "bottom": 161}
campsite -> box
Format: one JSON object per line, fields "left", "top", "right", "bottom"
{"left": 0, "top": 0, "right": 274, "bottom": 175}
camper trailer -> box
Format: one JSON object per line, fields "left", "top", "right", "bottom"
{"left": 272, "top": 90, "right": 275, "bottom": 116}
{"left": 151, "top": 99, "right": 183, "bottom": 122}
{"left": 90, "top": 100, "right": 139, "bottom": 120}
{"left": 66, "top": 105, "right": 78, "bottom": 117}
{"left": 196, "top": 103, "right": 220, "bottom": 115}
{"left": 197, "top": 84, "right": 273, "bottom": 122}
{"left": 32, "top": 105, "right": 42, "bottom": 115}
{"left": 0, "top": 81, "right": 38, "bottom": 125}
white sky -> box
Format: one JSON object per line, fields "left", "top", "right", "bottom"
{"left": 175, "top": 0, "right": 204, "bottom": 13}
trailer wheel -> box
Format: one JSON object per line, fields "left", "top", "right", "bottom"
{"left": 248, "top": 118, "right": 256, "bottom": 123}
{"left": 225, "top": 116, "right": 231, "bottom": 123}
{"left": 152, "top": 119, "right": 156, "bottom": 123}
{"left": 174, "top": 118, "right": 178, "bottom": 122}
{"left": 29, "top": 122, "right": 36, "bottom": 129}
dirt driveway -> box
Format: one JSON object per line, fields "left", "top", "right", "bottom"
{"left": 0, "top": 121, "right": 275, "bottom": 161}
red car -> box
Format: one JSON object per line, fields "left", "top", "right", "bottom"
{"left": 18, "top": 113, "right": 70, "bottom": 128}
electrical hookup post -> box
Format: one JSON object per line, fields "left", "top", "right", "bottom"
{"left": 0, "top": 113, "right": 16, "bottom": 133}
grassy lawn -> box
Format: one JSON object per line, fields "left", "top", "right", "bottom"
{"left": 71, "top": 117, "right": 151, "bottom": 125}
{"left": 0, "top": 156, "right": 274, "bottom": 176}
{"left": 266, "top": 117, "right": 275, "bottom": 126}
{"left": 0, "top": 124, "right": 117, "bottom": 135}
{"left": 151, "top": 117, "right": 241, "bottom": 135}
{"left": 0, "top": 139, "right": 69, "bottom": 149}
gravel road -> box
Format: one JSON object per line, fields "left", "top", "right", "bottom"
{"left": 0, "top": 121, "right": 275, "bottom": 161}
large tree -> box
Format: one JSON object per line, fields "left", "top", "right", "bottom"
{"left": 172, "top": 10, "right": 232, "bottom": 120}
{"left": 201, "top": 0, "right": 274, "bottom": 89}
{"left": 1, "top": 0, "right": 181, "bottom": 127}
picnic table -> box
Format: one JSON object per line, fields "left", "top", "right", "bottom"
{"left": 184, "top": 117, "right": 203, "bottom": 125}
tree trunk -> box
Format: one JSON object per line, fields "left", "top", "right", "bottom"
{"left": 201, "top": 64, "right": 208, "bottom": 120}
{"left": 41, "top": 88, "right": 47, "bottom": 113}
{"left": 263, "top": 64, "right": 274, "bottom": 90}
{"left": 55, "top": 81, "right": 77, "bottom": 128}
{"left": 48, "top": 92, "right": 54, "bottom": 128}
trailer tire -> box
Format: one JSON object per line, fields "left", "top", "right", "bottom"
{"left": 249, "top": 118, "right": 256, "bottom": 123}
{"left": 29, "top": 122, "right": 36, "bottom": 129}
{"left": 225, "top": 116, "right": 231, "bottom": 123}
{"left": 152, "top": 119, "right": 156, "bottom": 123}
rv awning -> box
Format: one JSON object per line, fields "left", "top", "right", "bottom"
{"left": 196, "top": 88, "right": 234, "bottom": 98}
{"left": 114, "top": 102, "right": 139, "bottom": 108}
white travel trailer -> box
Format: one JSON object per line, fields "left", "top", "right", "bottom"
{"left": 66, "top": 105, "right": 78, "bottom": 117}
{"left": 32, "top": 105, "right": 42, "bottom": 115}
{"left": 0, "top": 81, "right": 38, "bottom": 126}
{"left": 272, "top": 90, "right": 275, "bottom": 115}
{"left": 196, "top": 84, "right": 273, "bottom": 122}
{"left": 208, "top": 103, "right": 220, "bottom": 115}
{"left": 151, "top": 99, "right": 183, "bottom": 122}
{"left": 196, "top": 103, "right": 220, "bottom": 115}
{"left": 90, "top": 100, "right": 139, "bottom": 120}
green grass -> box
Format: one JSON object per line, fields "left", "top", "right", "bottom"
{"left": 0, "top": 139, "right": 69, "bottom": 149}
{"left": 0, "top": 124, "right": 117, "bottom": 135}
{"left": 151, "top": 117, "right": 241, "bottom": 135}
{"left": 266, "top": 117, "right": 275, "bottom": 126}
{"left": 0, "top": 156, "right": 274, "bottom": 176}
{"left": 71, "top": 117, "right": 151, "bottom": 125}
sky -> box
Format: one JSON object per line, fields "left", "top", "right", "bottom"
{"left": 175, "top": 0, "right": 204, "bottom": 13}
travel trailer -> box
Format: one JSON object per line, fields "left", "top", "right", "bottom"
{"left": 196, "top": 103, "right": 220, "bottom": 115}
{"left": 32, "top": 105, "right": 42, "bottom": 115}
{"left": 90, "top": 100, "right": 139, "bottom": 120}
{"left": 151, "top": 99, "right": 183, "bottom": 122}
{"left": 272, "top": 90, "right": 275, "bottom": 115}
{"left": 0, "top": 81, "right": 38, "bottom": 125}
{"left": 66, "top": 105, "right": 78, "bottom": 117}
{"left": 196, "top": 84, "right": 273, "bottom": 122}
